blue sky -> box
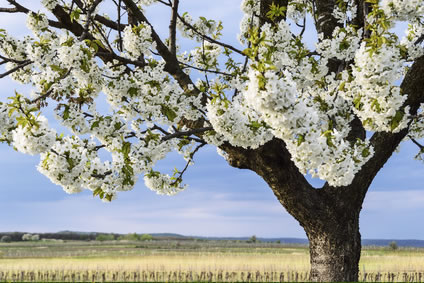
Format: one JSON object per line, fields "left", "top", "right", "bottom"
{"left": 0, "top": 0, "right": 423, "bottom": 239}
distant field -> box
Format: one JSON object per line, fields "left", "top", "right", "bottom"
{"left": 1, "top": 240, "right": 424, "bottom": 282}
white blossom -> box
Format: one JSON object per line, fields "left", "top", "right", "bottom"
{"left": 122, "top": 23, "right": 156, "bottom": 59}
{"left": 381, "top": 0, "right": 424, "bottom": 20}
{"left": 12, "top": 115, "right": 56, "bottom": 155}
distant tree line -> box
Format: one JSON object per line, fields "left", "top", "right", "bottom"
{"left": 96, "top": 233, "right": 153, "bottom": 242}
{"left": 0, "top": 232, "right": 98, "bottom": 242}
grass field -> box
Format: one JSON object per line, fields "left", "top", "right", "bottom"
{"left": 1, "top": 240, "right": 424, "bottom": 282}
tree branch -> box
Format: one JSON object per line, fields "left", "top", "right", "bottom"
{"left": 79, "top": 0, "right": 103, "bottom": 41}
{"left": 0, "top": 60, "right": 31, "bottom": 79}
{"left": 169, "top": 0, "right": 179, "bottom": 56}
{"left": 121, "top": 0, "right": 201, "bottom": 95}
{"left": 162, "top": 127, "right": 213, "bottom": 141}
{"left": 94, "top": 14, "right": 126, "bottom": 31}
{"left": 179, "top": 61, "right": 235, "bottom": 77}
{"left": 171, "top": 141, "right": 206, "bottom": 185}
{"left": 409, "top": 136, "right": 424, "bottom": 150}
{"left": 177, "top": 13, "right": 245, "bottom": 56}
{"left": 0, "top": 7, "right": 20, "bottom": 12}
{"left": 326, "top": 55, "right": 424, "bottom": 209}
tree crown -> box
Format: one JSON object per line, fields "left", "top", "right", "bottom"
{"left": 1, "top": 0, "right": 423, "bottom": 201}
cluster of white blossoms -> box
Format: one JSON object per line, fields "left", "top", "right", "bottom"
{"left": 41, "top": 0, "right": 58, "bottom": 11}
{"left": 239, "top": 0, "right": 260, "bottom": 43}
{"left": 286, "top": 0, "right": 308, "bottom": 22}
{"left": 122, "top": 23, "right": 156, "bottom": 60}
{"left": 0, "top": 31, "right": 32, "bottom": 84}
{"left": 241, "top": 69, "right": 373, "bottom": 186}
{"left": 257, "top": 21, "right": 330, "bottom": 90}
{"left": 381, "top": 0, "right": 424, "bottom": 20}
{"left": 341, "top": 43, "right": 409, "bottom": 132}
{"left": 332, "top": 0, "right": 357, "bottom": 24}
{"left": 190, "top": 41, "right": 221, "bottom": 70}
{"left": 26, "top": 13, "right": 49, "bottom": 36}
{"left": 316, "top": 26, "right": 363, "bottom": 61}
{"left": 38, "top": 136, "right": 94, "bottom": 194}
{"left": 207, "top": 95, "right": 273, "bottom": 149}
{"left": 144, "top": 172, "right": 187, "bottom": 195}
{"left": 0, "top": 103, "right": 15, "bottom": 142}
{"left": 103, "top": 60, "right": 204, "bottom": 124}
{"left": 401, "top": 21, "right": 424, "bottom": 61}
{"left": 12, "top": 115, "right": 56, "bottom": 155}
{"left": 177, "top": 13, "right": 219, "bottom": 42}
{"left": 54, "top": 103, "right": 90, "bottom": 135}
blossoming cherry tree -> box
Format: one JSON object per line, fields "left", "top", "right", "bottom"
{"left": 1, "top": 0, "right": 424, "bottom": 281}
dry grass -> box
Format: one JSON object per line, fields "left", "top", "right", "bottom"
{"left": 1, "top": 241, "right": 424, "bottom": 282}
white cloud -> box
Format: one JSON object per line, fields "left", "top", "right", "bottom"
{"left": 1, "top": 183, "right": 306, "bottom": 238}
{"left": 364, "top": 190, "right": 424, "bottom": 213}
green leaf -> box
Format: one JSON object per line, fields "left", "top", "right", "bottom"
{"left": 297, "top": 134, "right": 305, "bottom": 146}
{"left": 93, "top": 188, "right": 103, "bottom": 197}
{"left": 353, "top": 95, "right": 363, "bottom": 110}
{"left": 390, "top": 111, "right": 404, "bottom": 132}
{"left": 66, "top": 157, "right": 75, "bottom": 170}
{"left": 122, "top": 142, "right": 131, "bottom": 157}
{"left": 127, "top": 87, "right": 138, "bottom": 97}
{"left": 63, "top": 105, "right": 70, "bottom": 120}
{"left": 161, "top": 105, "right": 178, "bottom": 122}
{"left": 362, "top": 147, "right": 371, "bottom": 158}
{"left": 91, "top": 120, "right": 100, "bottom": 130}
{"left": 105, "top": 194, "right": 113, "bottom": 202}
{"left": 70, "top": 8, "right": 81, "bottom": 23}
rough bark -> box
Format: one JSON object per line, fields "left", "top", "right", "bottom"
{"left": 306, "top": 211, "right": 361, "bottom": 282}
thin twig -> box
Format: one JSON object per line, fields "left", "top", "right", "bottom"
{"left": 0, "top": 60, "right": 31, "bottom": 79}
{"left": 177, "top": 13, "right": 245, "bottom": 56}
{"left": 31, "top": 68, "right": 73, "bottom": 104}
{"left": 179, "top": 61, "right": 234, "bottom": 77}
{"left": 162, "top": 127, "right": 213, "bottom": 141}
{"left": 171, "top": 141, "right": 206, "bottom": 185}
{"left": 409, "top": 135, "right": 424, "bottom": 150}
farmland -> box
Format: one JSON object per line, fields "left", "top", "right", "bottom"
{"left": 1, "top": 239, "right": 424, "bottom": 282}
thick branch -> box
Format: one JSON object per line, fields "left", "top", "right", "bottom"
{"left": 322, "top": 55, "right": 424, "bottom": 209}
{"left": 94, "top": 14, "right": 126, "bottom": 31}
{"left": 0, "top": 7, "right": 20, "bottom": 12}
{"left": 259, "top": 0, "right": 288, "bottom": 25}
{"left": 221, "top": 138, "right": 319, "bottom": 226}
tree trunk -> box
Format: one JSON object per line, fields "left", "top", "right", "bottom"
{"left": 223, "top": 139, "right": 366, "bottom": 282}
{"left": 305, "top": 210, "right": 361, "bottom": 282}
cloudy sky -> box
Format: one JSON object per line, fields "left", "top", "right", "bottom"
{"left": 0, "top": 0, "right": 423, "bottom": 239}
